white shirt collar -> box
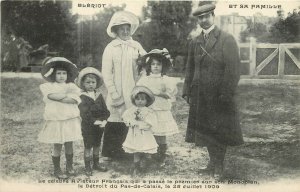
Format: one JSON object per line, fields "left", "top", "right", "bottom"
{"left": 202, "top": 24, "right": 215, "bottom": 35}
{"left": 82, "top": 91, "right": 96, "bottom": 100}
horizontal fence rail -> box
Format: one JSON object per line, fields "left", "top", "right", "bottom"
{"left": 239, "top": 38, "right": 300, "bottom": 79}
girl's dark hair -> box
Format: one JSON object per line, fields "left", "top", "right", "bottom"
{"left": 111, "top": 23, "right": 131, "bottom": 34}
{"left": 81, "top": 73, "right": 101, "bottom": 91}
{"left": 134, "top": 92, "right": 151, "bottom": 106}
{"left": 48, "top": 63, "right": 73, "bottom": 83}
{"left": 145, "top": 55, "right": 169, "bottom": 76}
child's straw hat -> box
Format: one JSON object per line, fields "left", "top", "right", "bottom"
{"left": 131, "top": 86, "right": 155, "bottom": 107}
{"left": 41, "top": 57, "right": 78, "bottom": 82}
{"left": 76, "top": 67, "right": 104, "bottom": 89}
{"left": 141, "top": 48, "right": 172, "bottom": 69}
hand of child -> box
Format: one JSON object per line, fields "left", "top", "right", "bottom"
{"left": 94, "top": 120, "right": 107, "bottom": 128}
{"left": 137, "top": 121, "right": 150, "bottom": 130}
{"left": 158, "top": 92, "right": 170, "bottom": 99}
{"left": 160, "top": 83, "right": 166, "bottom": 92}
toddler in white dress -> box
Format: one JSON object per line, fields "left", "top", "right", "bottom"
{"left": 122, "top": 86, "right": 158, "bottom": 176}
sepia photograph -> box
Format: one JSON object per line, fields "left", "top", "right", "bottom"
{"left": 1, "top": 0, "right": 300, "bottom": 191}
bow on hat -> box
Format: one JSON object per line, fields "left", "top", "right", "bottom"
{"left": 143, "top": 48, "right": 172, "bottom": 66}
{"left": 41, "top": 57, "right": 78, "bottom": 82}
{"left": 161, "top": 48, "right": 171, "bottom": 60}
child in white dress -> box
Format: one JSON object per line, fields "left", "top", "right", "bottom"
{"left": 122, "top": 86, "right": 158, "bottom": 176}
{"left": 137, "top": 48, "right": 179, "bottom": 167}
{"left": 38, "top": 57, "right": 82, "bottom": 179}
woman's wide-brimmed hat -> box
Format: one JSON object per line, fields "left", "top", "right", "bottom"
{"left": 76, "top": 67, "right": 104, "bottom": 89}
{"left": 141, "top": 48, "right": 172, "bottom": 69}
{"left": 41, "top": 57, "right": 78, "bottom": 82}
{"left": 192, "top": 2, "right": 216, "bottom": 17}
{"left": 131, "top": 86, "right": 155, "bottom": 107}
{"left": 107, "top": 11, "right": 139, "bottom": 38}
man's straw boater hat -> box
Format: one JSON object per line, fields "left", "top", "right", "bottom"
{"left": 76, "top": 67, "right": 104, "bottom": 89}
{"left": 131, "top": 86, "right": 155, "bottom": 107}
{"left": 41, "top": 57, "right": 78, "bottom": 82}
{"left": 192, "top": 2, "right": 216, "bottom": 17}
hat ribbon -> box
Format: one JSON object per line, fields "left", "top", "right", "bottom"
{"left": 44, "top": 68, "right": 54, "bottom": 77}
{"left": 162, "top": 48, "right": 171, "bottom": 59}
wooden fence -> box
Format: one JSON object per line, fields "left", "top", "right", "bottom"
{"left": 239, "top": 38, "right": 300, "bottom": 79}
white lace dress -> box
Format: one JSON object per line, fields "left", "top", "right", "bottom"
{"left": 122, "top": 106, "right": 158, "bottom": 154}
{"left": 38, "top": 82, "right": 82, "bottom": 144}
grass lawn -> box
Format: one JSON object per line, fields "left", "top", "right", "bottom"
{"left": 1, "top": 77, "right": 300, "bottom": 185}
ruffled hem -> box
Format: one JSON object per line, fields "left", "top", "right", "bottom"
{"left": 123, "top": 146, "right": 158, "bottom": 154}
{"left": 153, "top": 130, "right": 180, "bottom": 136}
{"left": 38, "top": 118, "right": 82, "bottom": 144}
{"left": 151, "top": 110, "right": 179, "bottom": 136}
{"left": 152, "top": 120, "right": 179, "bottom": 136}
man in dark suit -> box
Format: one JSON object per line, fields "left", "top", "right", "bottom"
{"left": 183, "top": 2, "right": 244, "bottom": 180}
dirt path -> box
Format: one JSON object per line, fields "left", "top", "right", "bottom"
{"left": 0, "top": 77, "right": 299, "bottom": 191}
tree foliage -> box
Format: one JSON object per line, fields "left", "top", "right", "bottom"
{"left": 2, "top": 1, "right": 77, "bottom": 52}
{"left": 135, "top": 1, "right": 194, "bottom": 57}
{"left": 269, "top": 13, "right": 300, "bottom": 43}
{"left": 1, "top": 1, "right": 77, "bottom": 71}
{"left": 240, "top": 13, "right": 300, "bottom": 43}
{"left": 75, "top": 4, "right": 125, "bottom": 69}
{"left": 240, "top": 20, "right": 269, "bottom": 42}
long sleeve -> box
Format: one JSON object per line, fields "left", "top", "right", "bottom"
{"left": 137, "top": 42, "right": 146, "bottom": 56}
{"left": 40, "top": 83, "right": 80, "bottom": 120}
{"left": 96, "top": 95, "right": 110, "bottom": 121}
{"left": 66, "top": 83, "right": 81, "bottom": 104}
{"left": 143, "top": 108, "right": 158, "bottom": 132}
{"left": 165, "top": 76, "right": 178, "bottom": 102}
{"left": 220, "top": 35, "right": 240, "bottom": 97}
{"left": 102, "top": 45, "right": 119, "bottom": 100}
{"left": 122, "top": 107, "right": 137, "bottom": 127}
{"left": 79, "top": 101, "right": 96, "bottom": 123}
{"left": 40, "top": 83, "right": 54, "bottom": 102}
{"left": 79, "top": 95, "right": 111, "bottom": 124}
{"left": 182, "top": 40, "right": 195, "bottom": 97}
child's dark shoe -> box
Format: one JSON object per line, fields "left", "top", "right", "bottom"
{"left": 93, "top": 156, "right": 108, "bottom": 172}
{"left": 54, "top": 169, "right": 69, "bottom": 179}
{"left": 139, "top": 158, "right": 148, "bottom": 171}
{"left": 213, "top": 164, "right": 224, "bottom": 181}
{"left": 52, "top": 156, "right": 68, "bottom": 179}
{"left": 156, "top": 144, "right": 167, "bottom": 168}
{"left": 84, "top": 156, "right": 93, "bottom": 177}
{"left": 66, "top": 154, "right": 76, "bottom": 176}
{"left": 85, "top": 168, "right": 93, "bottom": 177}
{"left": 130, "top": 162, "right": 140, "bottom": 177}
{"left": 66, "top": 167, "right": 76, "bottom": 176}
{"left": 93, "top": 162, "right": 108, "bottom": 172}
{"left": 197, "top": 161, "right": 214, "bottom": 176}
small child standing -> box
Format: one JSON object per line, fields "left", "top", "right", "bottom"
{"left": 76, "top": 67, "right": 110, "bottom": 176}
{"left": 122, "top": 86, "right": 158, "bottom": 176}
{"left": 38, "top": 57, "right": 82, "bottom": 179}
{"left": 137, "top": 48, "right": 179, "bottom": 167}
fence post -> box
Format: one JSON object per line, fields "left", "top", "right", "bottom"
{"left": 249, "top": 37, "right": 257, "bottom": 77}
{"left": 278, "top": 44, "right": 285, "bottom": 78}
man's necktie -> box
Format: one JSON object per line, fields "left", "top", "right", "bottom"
{"left": 204, "top": 33, "right": 209, "bottom": 42}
